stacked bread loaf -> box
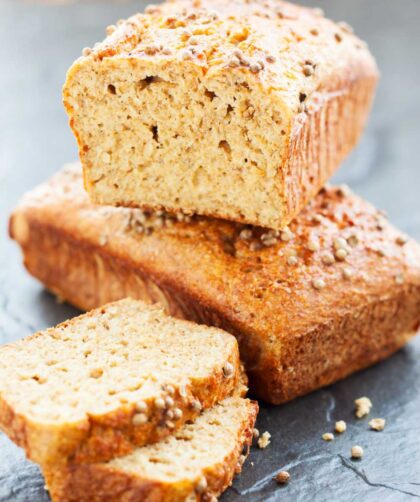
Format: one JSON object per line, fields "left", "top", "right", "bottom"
{"left": 5, "top": 0, "right": 420, "bottom": 500}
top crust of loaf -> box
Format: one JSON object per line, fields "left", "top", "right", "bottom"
{"left": 63, "top": 0, "right": 378, "bottom": 229}
{"left": 0, "top": 298, "right": 243, "bottom": 466}
{"left": 10, "top": 166, "right": 420, "bottom": 404}
{"left": 80, "top": 0, "right": 377, "bottom": 112}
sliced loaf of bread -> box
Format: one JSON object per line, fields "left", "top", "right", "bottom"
{"left": 0, "top": 299, "right": 243, "bottom": 467}
{"left": 44, "top": 395, "right": 258, "bottom": 502}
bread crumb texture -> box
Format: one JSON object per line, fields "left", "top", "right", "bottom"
{"left": 63, "top": 0, "right": 378, "bottom": 229}
{"left": 45, "top": 396, "right": 258, "bottom": 502}
{"left": 0, "top": 298, "right": 242, "bottom": 466}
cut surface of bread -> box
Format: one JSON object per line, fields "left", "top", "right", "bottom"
{"left": 63, "top": 0, "right": 378, "bottom": 229}
{"left": 0, "top": 298, "right": 243, "bottom": 466}
{"left": 10, "top": 165, "right": 420, "bottom": 404}
{"left": 44, "top": 396, "right": 258, "bottom": 502}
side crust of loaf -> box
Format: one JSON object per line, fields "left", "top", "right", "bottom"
{"left": 43, "top": 399, "right": 258, "bottom": 502}
{"left": 0, "top": 299, "right": 245, "bottom": 466}
{"left": 10, "top": 199, "right": 420, "bottom": 404}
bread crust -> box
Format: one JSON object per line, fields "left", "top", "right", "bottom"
{"left": 43, "top": 399, "right": 258, "bottom": 502}
{"left": 63, "top": 0, "right": 378, "bottom": 230}
{"left": 10, "top": 166, "right": 420, "bottom": 404}
{"left": 0, "top": 298, "right": 245, "bottom": 467}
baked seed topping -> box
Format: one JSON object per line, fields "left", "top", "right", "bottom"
{"left": 321, "top": 252, "right": 335, "bottom": 265}
{"left": 106, "top": 24, "right": 117, "bottom": 35}
{"left": 355, "top": 396, "right": 372, "bottom": 418}
{"left": 275, "top": 470, "right": 291, "bottom": 484}
{"left": 191, "top": 399, "right": 202, "bottom": 411}
{"left": 351, "top": 445, "right": 364, "bottom": 459}
{"left": 335, "top": 248, "right": 348, "bottom": 261}
{"left": 223, "top": 362, "right": 235, "bottom": 378}
{"left": 308, "top": 239, "right": 320, "bottom": 252}
{"left": 239, "top": 229, "right": 253, "bottom": 240}
{"left": 280, "top": 228, "right": 294, "bottom": 242}
{"left": 135, "top": 401, "right": 148, "bottom": 413}
{"left": 369, "top": 418, "right": 386, "bottom": 431}
{"left": 395, "top": 235, "right": 408, "bottom": 246}
{"left": 173, "top": 408, "right": 183, "bottom": 419}
{"left": 342, "top": 267, "right": 353, "bottom": 280}
{"left": 132, "top": 413, "right": 148, "bottom": 425}
{"left": 258, "top": 431, "right": 271, "bottom": 448}
{"left": 154, "top": 397, "right": 166, "bottom": 409}
{"left": 195, "top": 476, "right": 208, "bottom": 493}
{"left": 335, "top": 420, "right": 347, "bottom": 433}
{"left": 165, "top": 396, "right": 174, "bottom": 408}
{"left": 312, "top": 278, "right": 326, "bottom": 290}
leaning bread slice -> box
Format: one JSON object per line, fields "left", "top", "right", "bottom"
{"left": 44, "top": 395, "right": 258, "bottom": 502}
{"left": 63, "top": 0, "right": 378, "bottom": 230}
{"left": 0, "top": 299, "right": 243, "bottom": 467}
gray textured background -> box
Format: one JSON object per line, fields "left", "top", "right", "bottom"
{"left": 0, "top": 1, "right": 419, "bottom": 501}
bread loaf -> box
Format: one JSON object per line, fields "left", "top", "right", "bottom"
{"left": 44, "top": 395, "right": 258, "bottom": 502}
{"left": 0, "top": 298, "right": 243, "bottom": 466}
{"left": 63, "top": 0, "right": 378, "bottom": 229}
{"left": 10, "top": 165, "right": 420, "bottom": 404}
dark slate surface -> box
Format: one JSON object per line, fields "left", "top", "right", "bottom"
{"left": 0, "top": 0, "right": 419, "bottom": 500}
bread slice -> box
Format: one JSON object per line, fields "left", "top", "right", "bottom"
{"left": 63, "top": 0, "right": 378, "bottom": 230}
{"left": 10, "top": 165, "right": 420, "bottom": 404}
{"left": 44, "top": 395, "right": 258, "bottom": 502}
{"left": 0, "top": 298, "right": 244, "bottom": 467}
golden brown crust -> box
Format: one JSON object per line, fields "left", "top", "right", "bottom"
{"left": 43, "top": 400, "right": 258, "bottom": 502}
{"left": 10, "top": 166, "right": 420, "bottom": 404}
{"left": 0, "top": 297, "right": 244, "bottom": 467}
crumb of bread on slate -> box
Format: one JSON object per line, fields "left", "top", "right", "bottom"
{"left": 355, "top": 396, "right": 372, "bottom": 418}
{"left": 258, "top": 431, "right": 271, "bottom": 448}
{"left": 369, "top": 418, "right": 385, "bottom": 431}
{"left": 335, "top": 420, "right": 346, "bottom": 433}
{"left": 351, "top": 445, "right": 364, "bottom": 459}
{"left": 322, "top": 432, "right": 334, "bottom": 441}
{"left": 275, "top": 470, "right": 291, "bottom": 484}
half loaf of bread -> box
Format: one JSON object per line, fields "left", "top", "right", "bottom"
{"left": 63, "top": 0, "right": 378, "bottom": 229}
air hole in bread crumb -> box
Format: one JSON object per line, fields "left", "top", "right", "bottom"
{"left": 31, "top": 375, "right": 47, "bottom": 384}
{"left": 107, "top": 84, "right": 116, "bottom": 95}
{"left": 204, "top": 89, "right": 217, "bottom": 100}
{"left": 151, "top": 125, "right": 159, "bottom": 142}
{"left": 218, "top": 140, "right": 232, "bottom": 155}
{"left": 138, "top": 76, "right": 164, "bottom": 91}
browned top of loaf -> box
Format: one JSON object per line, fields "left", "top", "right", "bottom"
{"left": 12, "top": 165, "right": 420, "bottom": 366}
{"left": 82, "top": 0, "right": 378, "bottom": 113}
